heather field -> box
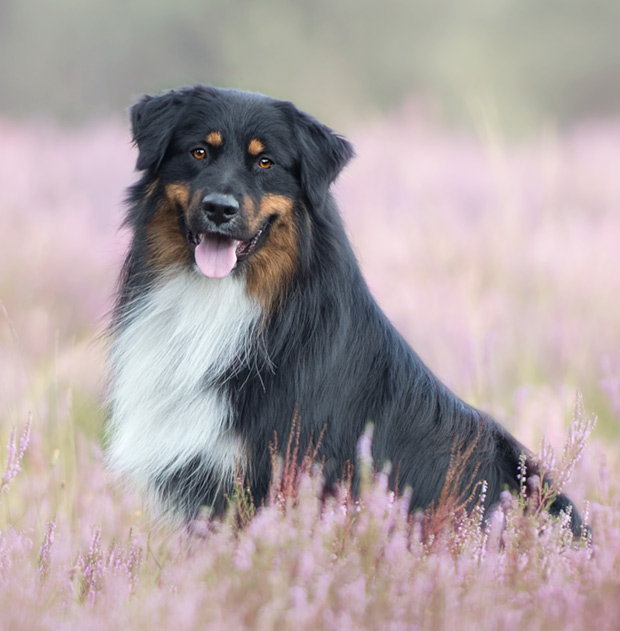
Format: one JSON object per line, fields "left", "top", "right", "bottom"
{"left": 1, "top": 113, "right": 619, "bottom": 629}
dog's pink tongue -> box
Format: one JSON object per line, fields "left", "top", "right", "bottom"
{"left": 194, "top": 235, "right": 239, "bottom": 279}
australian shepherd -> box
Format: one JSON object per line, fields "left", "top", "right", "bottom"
{"left": 106, "top": 85, "right": 582, "bottom": 533}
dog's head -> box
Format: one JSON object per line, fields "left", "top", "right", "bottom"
{"left": 128, "top": 86, "right": 353, "bottom": 306}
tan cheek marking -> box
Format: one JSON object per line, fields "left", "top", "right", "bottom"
{"left": 245, "top": 193, "right": 288, "bottom": 233}
{"left": 248, "top": 138, "right": 265, "bottom": 156}
{"left": 165, "top": 183, "right": 203, "bottom": 224}
{"left": 246, "top": 194, "right": 298, "bottom": 311}
{"left": 165, "top": 183, "right": 190, "bottom": 207}
{"left": 206, "top": 131, "right": 223, "bottom": 147}
{"left": 146, "top": 203, "right": 192, "bottom": 269}
{"left": 260, "top": 194, "right": 292, "bottom": 216}
{"left": 186, "top": 190, "right": 203, "bottom": 223}
{"left": 242, "top": 194, "right": 257, "bottom": 221}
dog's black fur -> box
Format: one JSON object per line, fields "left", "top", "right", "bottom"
{"left": 108, "top": 85, "right": 582, "bottom": 533}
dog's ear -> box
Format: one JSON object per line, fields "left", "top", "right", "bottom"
{"left": 130, "top": 91, "right": 186, "bottom": 172}
{"left": 286, "top": 105, "right": 354, "bottom": 211}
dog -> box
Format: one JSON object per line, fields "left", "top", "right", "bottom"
{"left": 106, "top": 85, "right": 582, "bottom": 533}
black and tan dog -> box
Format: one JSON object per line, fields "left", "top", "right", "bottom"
{"left": 106, "top": 85, "right": 582, "bottom": 532}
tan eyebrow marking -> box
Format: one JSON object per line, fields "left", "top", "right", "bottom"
{"left": 206, "top": 131, "right": 223, "bottom": 147}
{"left": 248, "top": 138, "right": 265, "bottom": 156}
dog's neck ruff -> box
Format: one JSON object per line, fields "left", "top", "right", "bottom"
{"left": 106, "top": 267, "right": 262, "bottom": 513}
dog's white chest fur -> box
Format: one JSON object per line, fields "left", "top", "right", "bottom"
{"left": 106, "top": 268, "right": 261, "bottom": 509}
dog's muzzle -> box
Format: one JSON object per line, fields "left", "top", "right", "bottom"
{"left": 202, "top": 193, "right": 240, "bottom": 226}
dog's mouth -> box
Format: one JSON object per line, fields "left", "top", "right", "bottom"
{"left": 188, "top": 224, "right": 268, "bottom": 279}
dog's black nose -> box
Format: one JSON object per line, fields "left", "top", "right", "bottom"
{"left": 202, "top": 193, "right": 239, "bottom": 225}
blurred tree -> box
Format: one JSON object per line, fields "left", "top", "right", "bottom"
{"left": 0, "top": 0, "right": 618, "bottom": 130}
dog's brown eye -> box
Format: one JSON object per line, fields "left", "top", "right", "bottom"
{"left": 192, "top": 148, "right": 207, "bottom": 160}
{"left": 258, "top": 158, "right": 272, "bottom": 169}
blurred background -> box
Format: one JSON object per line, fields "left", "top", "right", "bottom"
{"left": 1, "top": 0, "right": 619, "bottom": 132}
{"left": 1, "top": 0, "right": 619, "bottom": 528}
{"left": 0, "top": 3, "right": 619, "bottom": 620}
